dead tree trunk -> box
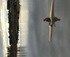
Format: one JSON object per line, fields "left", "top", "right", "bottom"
{"left": 7, "top": 0, "right": 20, "bottom": 57}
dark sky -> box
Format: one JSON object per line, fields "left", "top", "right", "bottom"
{"left": 28, "top": 0, "right": 70, "bottom": 57}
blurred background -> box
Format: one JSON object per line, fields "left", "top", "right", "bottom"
{"left": 0, "top": 0, "right": 28, "bottom": 57}
{"left": 0, "top": 0, "right": 70, "bottom": 57}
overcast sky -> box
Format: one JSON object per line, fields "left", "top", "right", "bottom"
{"left": 1, "top": 0, "right": 70, "bottom": 57}
{"left": 0, "top": 0, "right": 5, "bottom": 56}
{"left": 28, "top": 0, "right": 70, "bottom": 57}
